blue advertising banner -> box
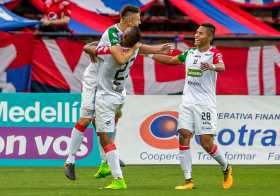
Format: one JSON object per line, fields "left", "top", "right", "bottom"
{"left": 0, "top": 93, "right": 100, "bottom": 166}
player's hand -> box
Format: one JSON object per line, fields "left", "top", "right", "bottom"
{"left": 200, "top": 62, "right": 214, "bottom": 71}
{"left": 158, "top": 43, "right": 172, "bottom": 54}
{"left": 84, "top": 44, "right": 97, "bottom": 63}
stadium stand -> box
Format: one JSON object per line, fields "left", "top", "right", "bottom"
{"left": 0, "top": 0, "right": 279, "bottom": 94}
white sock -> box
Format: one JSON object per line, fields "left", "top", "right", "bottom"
{"left": 66, "top": 125, "right": 84, "bottom": 164}
{"left": 105, "top": 144, "right": 123, "bottom": 179}
{"left": 209, "top": 144, "right": 228, "bottom": 171}
{"left": 179, "top": 145, "right": 192, "bottom": 180}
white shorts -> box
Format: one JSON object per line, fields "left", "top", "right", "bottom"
{"left": 178, "top": 104, "right": 217, "bottom": 135}
{"left": 79, "top": 63, "right": 98, "bottom": 119}
{"left": 95, "top": 92, "right": 124, "bottom": 133}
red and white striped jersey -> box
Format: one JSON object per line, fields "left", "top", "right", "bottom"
{"left": 178, "top": 47, "right": 224, "bottom": 106}
{"left": 96, "top": 46, "right": 139, "bottom": 99}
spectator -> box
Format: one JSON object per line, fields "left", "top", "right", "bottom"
{"left": 40, "top": 0, "right": 71, "bottom": 32}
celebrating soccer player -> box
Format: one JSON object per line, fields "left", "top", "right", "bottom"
{"left": 64, "top": 5, "right": 171, "bottom": 182}
{"left": 92, "top": 26, "right": 141, "bottom": 189}
{"left": 150, "top": 23, "right": 233, "bottom": 190}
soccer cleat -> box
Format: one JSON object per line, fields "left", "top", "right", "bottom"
{"left": 223, "top": 165, "right": 233, "bottom": 189}
{"left": 175, "top": 179, "right": 194, "bottom": 190}
{"left": 94, "top": 161, "right": 111, "bottom": 178}
{"left": 64, "top": 163, "right": 76, "bottom": 180}
{"left": 105, "top": 178, "right": 127, "bottom": 190}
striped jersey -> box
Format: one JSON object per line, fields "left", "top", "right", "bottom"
{"left": 82, "top": 24, "right": 123, "bottom": 91}
{"left": 97, "top": 24, "right": 123, "bottom": 48}
{"left": 96, "top": 46, "right": 139, "bottom": 101}
{"left": 178, "top": 47, "right": 224, "bottom": 106}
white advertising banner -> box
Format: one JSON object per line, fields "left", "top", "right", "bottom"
{"left": 116, "top": 96, "right": 280, "bottom": 165}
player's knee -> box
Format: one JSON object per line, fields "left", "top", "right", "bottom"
{"left": 98, "top": 133, "right": 107, "bottom": 147}
{"left": 178, "top": 129, "right": 192, "bottom": 139}
{"left": 178, "top": 129, "right": 192, "bottom": 145}
{"left": 201, "top": 142, "right": 212, "bottom": 152}
{"left": 200, "top": 136, "right": 213, "bottom": 152}
{"left": 99, "top": 133, "right": 113, "bottom": 148}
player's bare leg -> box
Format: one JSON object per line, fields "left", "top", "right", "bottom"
{"left": 99, "top": 132, "right": 127, "bottom": 189}
{"left": 175, "top": 129, "right": 194, "bottom": 190}
{"left": 64, "top": 118, "right": 91, "bottom": 180}
{"left": 94, "top": 111, "right": 125, "bottom": 178}
{"left": 94, "top": 131, "right": 112, "bottom": 178}
{"left": 92, "top": 117, "right": 111, "bottom": 178}
{"left": 200, "top": 134, "right": 233, "bottom": 189}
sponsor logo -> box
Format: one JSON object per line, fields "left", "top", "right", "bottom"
{"left": 140, "top": 111, "right": 178, "bottom": 149}
{"left": 140, "top": 111, "right": 278, "bottom": 149}
{"left": 187, "top": 68, "right": 203, "bottom": 77}
{"left": 0, "top": 127, "right": 93, "bottom": 159}
{"left": 187, "top": 80, "right": 201, "bottom": 86}
{"left": 0, "top": 101, "right": 79, "bottom": 124}
{"left": 214, "top": 125, "right": 277, "bottom": 146}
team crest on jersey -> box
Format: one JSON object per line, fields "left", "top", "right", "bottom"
{"left": 140, "top": 111, "right": 179, "bottom": 149}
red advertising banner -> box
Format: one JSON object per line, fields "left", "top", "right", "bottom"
{"left": 1, "top": 33, "right": 279, "bottom": 95}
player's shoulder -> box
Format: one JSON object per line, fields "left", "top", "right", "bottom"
{"left": 179, "top": 47, "right": 196, "bottom": 54}
{"left": 107, "top": 24, "right": 120, "bottom": 33}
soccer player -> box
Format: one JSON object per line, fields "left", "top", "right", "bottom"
{"left": 93, "top": 26, "right": 141, "bottom": 189}
{"left": 151, "top": 23, "right": 233, "bottom": 190}
{"left": 64, "top": 5, "right": 171, "bottom": 180}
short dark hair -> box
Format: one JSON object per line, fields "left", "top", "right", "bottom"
{"left": 124, "top": 27, "right": 141, "bottom": 47}
{"left": 200, "top": 23, "right": 216, "bottom": 36}
{"left": 120, "top": 5, "right": 140, "bottom": 18}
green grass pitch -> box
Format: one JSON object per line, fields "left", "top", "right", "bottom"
{"left": 0, "top": 165, "right": 279, "bottom": 196}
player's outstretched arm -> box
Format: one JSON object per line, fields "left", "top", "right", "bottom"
{"left": 151, "top": 54, "right": 182, "bottom": 65}
{"left": 110, "top": 43, "right": 142, "bottom": 66}
{"left": 140, "top": 43, "right": 172, "bottom": 55}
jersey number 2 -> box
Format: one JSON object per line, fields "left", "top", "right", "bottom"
{"left": 113, "top": 57, "right": 135, "bottom": 84}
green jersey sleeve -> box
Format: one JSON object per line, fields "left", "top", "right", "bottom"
{"left": 108, "top": 27, "right": 120, "bottom": 46}
{"left": 177, "top": 49, "right": 189, "bottom": 63}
